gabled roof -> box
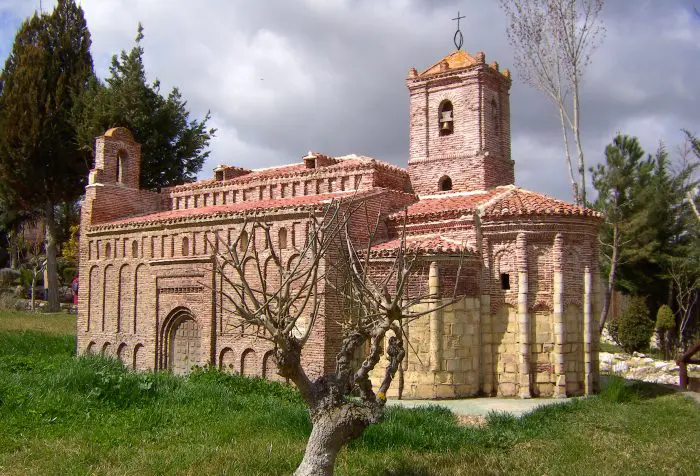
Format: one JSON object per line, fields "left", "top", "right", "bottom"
{"left": 419, "top": 50, "right": 478, "bottom": 77}
{"left": 388, "top": 186, "right": 601, "bottom": 221}
{"left": 479, "top": 187, "right": 602, "bottom": 218}
{"left": 415, "top": 49, "right": 510, "bottom": 79}
{"left": 369, "top": 234, "right": 476, "bottom": 257}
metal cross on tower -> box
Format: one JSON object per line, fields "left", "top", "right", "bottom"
{"left": 452, "top": 11, "right": 465, "bottom": 50}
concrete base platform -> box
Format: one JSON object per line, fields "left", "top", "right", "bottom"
{"left": 387, "top": 397, "right": 571, "bottom": 417}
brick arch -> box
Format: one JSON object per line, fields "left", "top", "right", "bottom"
{"left": 262, "top": 349, "right": 285, "bottom": 382}
{"left": 102, "top": 264, "right": 116, "bottom": 332}
{"left": 240, "top": 348, "right": 258, "bottom": 377}
{"left": 220, "top": 262, "right": 238, "bottom": 334}
{"left": 564, "top": 249, "right": 583, "bottom": 301}
{"left": 117, "top": 343, "right": 129, "bottom": 366}
{"left": 264, "top": 256, "right": 277, "bottom": 282}
{"left": 118, "top": 264, "right": 132, "bottom": 333}
{"left": 102, "top": 342, "right": 112, "bottom": 356}
{"left": 219, "top": 347, "right": 236, "bottom": 373}
{"left": 87, "top": 265, "right": 100, "bottom": 332}
{"left": 85, "top": 341, "right": 96, "bottom": 354}
{"left": 286, "top": 253, "right": 300, "bottom": 270}
{"left": 134, "top": 264, "right": 149, "bottom": 335}
{"left": 133, "top": 343, "right": 145, "bottom": 370}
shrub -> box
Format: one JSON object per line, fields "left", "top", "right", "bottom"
{"left": 0, "top": 268, "right": 20, "bottom": 287}
{"left": 655, "top": 305, "right": 675, "bottom": 331}
{"left": 62, "top": 267, "right": 77, "bottom": 286}
{"left": 617, "top": 296, "right": 654, "bottom": 353}
{"left": 606, "top": 318, "right": 620, "bottom": 347}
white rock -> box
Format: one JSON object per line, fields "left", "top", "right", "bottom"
{"left": 613, "top": 362, "right": 629, "bottom": 373}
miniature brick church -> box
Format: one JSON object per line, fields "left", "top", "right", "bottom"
{"left": 77, "top": 47, "right": 602, "bottom": 398}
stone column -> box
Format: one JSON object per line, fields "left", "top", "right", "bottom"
{"left": 429, "top": 262, "right": 442, "bottom": 372}
{"left": 583, "top": 265, "right": 593, "bottom": 395}
{"left": 480, "top": 233, "right": 492, "bottom": 395}
{"left": 591, "top": 240, "right": 601, "bottom": 393}
{"left": 516, "top": 233, "right": 531, "bottom": 398}
{"left": 552, "top": 233, "right": 567, "bottom": 397}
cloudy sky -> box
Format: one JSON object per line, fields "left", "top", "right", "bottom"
{"left": 1, "top": 0, "right": 699, "bottom": 201}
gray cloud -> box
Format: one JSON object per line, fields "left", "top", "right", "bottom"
{"left": 1, "top": 0, "right": 699, "bottom": 202}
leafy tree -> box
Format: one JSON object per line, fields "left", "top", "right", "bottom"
{"left": 499, "top": 0, "right": 606, "bottom": 205}
{"left": 592, "top": 135, "right": 698, "bottom": 332}
{"left": 74, "top": 25, "right": 215, "bottom": 191}
{"left": 592, "top": 135, "right": 649, "bottom": 332}
{"left": 616, "top": 296, "right": 654, "bottom": 353}
{"left": 0, "top": 0, "right": 94, "bottom": 311}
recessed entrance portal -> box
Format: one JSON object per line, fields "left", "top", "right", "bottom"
{"left": 170, "top": 318, "right": 201, "bottom": 374}
{"left": 161, "top": 307, "right": 202, "bottom": 375}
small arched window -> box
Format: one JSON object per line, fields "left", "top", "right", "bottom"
{"left": 131, "top": 240, "right": 138, "bottom": 258}
{"left": 116, "top": 150, "right": 126, "bottom": 183}
{"left": 182, "top": 236, "right": 190, "bottom": 256}
{"left": 105, "top": 242, "right": 112, "bottom": 259}
{"left": 438, "top": 100, "right": 454, "bottom": 136}
{"left": 438, "top": 176, "right": 453, "bottom": 192}
{"left": 279, "top": 228, "right": 288, "bottom": 250}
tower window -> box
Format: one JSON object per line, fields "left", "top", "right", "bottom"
{"left": 438, "top": 100, "right": 454, "bottom": 136}
{"left": 116, "top": 150, "right": 126, "bottom": 183}
{"left": 438, "top": 176, "right": 453, "bottom": 192}
{"left": 182, "top": 236, "right": 190, "bottom": 256}
{"left": 500, "top": 273, "right": 510, "bottom": 290}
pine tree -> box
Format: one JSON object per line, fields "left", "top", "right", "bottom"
{"left": 0, "top": 0, "right": 94, "bottom": 311}
{"left": 74, "top": 25, "right": 215, "bottom": 191}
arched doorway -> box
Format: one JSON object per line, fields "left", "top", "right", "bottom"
{"left": 161, "top": 307, "right": 202, "bottom": 375}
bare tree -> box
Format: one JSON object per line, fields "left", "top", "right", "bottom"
{"left": 24, "top": 235, "right": 45, "bottom": 311}
{"left": 668, "top": 258, "right": 699, "bottom": 349}
{"left": 499, "top": 0, "right": 605, "bottom": 205}
{"left": 209, "top": 198, "right": 464, "bottom": 476}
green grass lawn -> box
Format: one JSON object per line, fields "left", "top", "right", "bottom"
{"left": 0, "top": 311, "right": 699, "bottom": 476}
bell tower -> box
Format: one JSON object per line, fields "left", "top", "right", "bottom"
{"left": 406, "top": 50, "right": 514, "bottom": 195}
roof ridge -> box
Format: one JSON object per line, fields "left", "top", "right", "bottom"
{"left": 476, "top": 185, "right": 517, "bottom": 216}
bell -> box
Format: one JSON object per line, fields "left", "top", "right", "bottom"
{"left": 441, "top": 121, "right": 452, "bottom": 131}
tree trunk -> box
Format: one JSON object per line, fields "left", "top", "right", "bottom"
{"left": 44, "top": 202, "right": 60, "bottom": 312}
{"left": 31, "top": 274, "right": 36, "bottom": 311}
{"left": 599, "top": 224, "right": 619, "bottom": 334}
{"left": 572, "top": 78, "right": 586, "bottom": 206}
{"left": 557, "top": 98, "right": 579, "bottom": 204}
{"left": 294, "top": 405, "right": 371, "bottom": 476}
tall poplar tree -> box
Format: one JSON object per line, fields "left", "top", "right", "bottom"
{"left": 0, "top": 0, "right": 94, "bottom": 311}
{"left": 74, "top": 25, "right": 215, "bottom": 191}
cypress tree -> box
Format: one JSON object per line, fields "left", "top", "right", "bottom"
{"left": 0, "top": 0, "right": 94, "bottom": 311}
